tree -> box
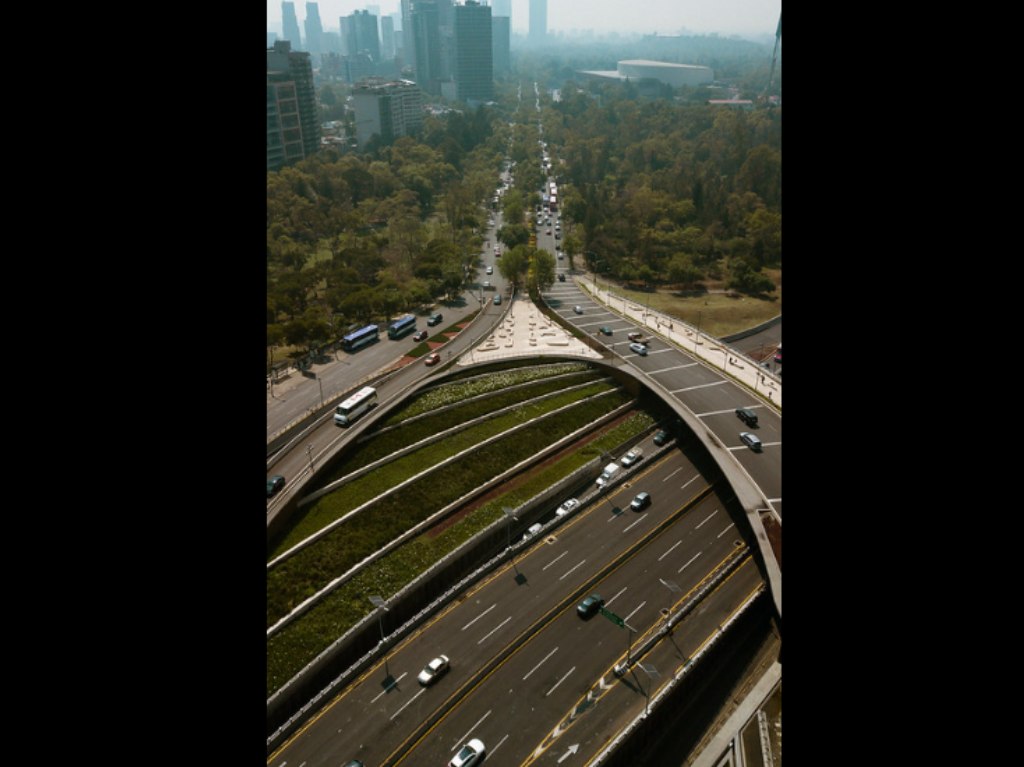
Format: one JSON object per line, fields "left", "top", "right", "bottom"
{"left": 498, "top": 223, "right": 530, "bottom": 250}
{"left": 727, "top": 259, "right": 775, "bottom": 296}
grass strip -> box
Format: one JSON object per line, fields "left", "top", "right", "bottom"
{"left": 267, "top": 383, "right": 623, "bottom": 622}
{"left": 267, "top": 407, "right": 650, "bottom": 697}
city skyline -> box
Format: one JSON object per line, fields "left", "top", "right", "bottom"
{"left": 268, "top": 1, "right": 780, "bottom": 41}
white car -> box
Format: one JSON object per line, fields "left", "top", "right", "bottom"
{"left": 522, "top": 522, "right": 543, "bottom": 540}
{"left": 418, "top": 655, "right": 450, "bottom": 686}
{"left": 556, "top": 498, "right": 580, "bottom": 516}
{"left": 449, "top": 738, "right": 485, "bottom": 767}
{"left": 620, "top": 448, "right": 643, "bottom": 467}
{"left": 629, "top": 342, "right": 648, "bottom": 356}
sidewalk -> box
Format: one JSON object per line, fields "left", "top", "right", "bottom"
{"left": 578, "top": 274, "right": 782, "bottom": 409}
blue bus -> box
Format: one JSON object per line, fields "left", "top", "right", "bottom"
{"left": 388, "top": 314, "right": 417, "bottom": 340}
{"left": 341, "top": 324, "right": 379, "bottom": 353}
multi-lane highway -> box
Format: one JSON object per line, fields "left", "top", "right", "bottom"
{"left": 270, "top": 439, "right": 765, "bottom": 766}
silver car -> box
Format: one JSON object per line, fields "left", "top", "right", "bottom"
{"left": 739, "top": 432, "right": 763, "bottom": 452}
{"left": 417, "top": 655, "right": 450, "bottom": 686}
{"left": 556, "top": 498, "right": 580, "bottom": 516}
{"left": 629, "top": 342, "right": 648, "bottom": 356}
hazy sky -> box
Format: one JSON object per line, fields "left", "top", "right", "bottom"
{"left": 267, "top": 1, "right": 780, "bottom": 41}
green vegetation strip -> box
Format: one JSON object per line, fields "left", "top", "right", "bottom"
{"left": 267, "top": 384, "right": 623, "bottom": 623}
{"left": 269, "top": 373, "right": 606, "bottom": 558}
{"left": 267, "top": 408, "right": 653, "bottom": 698}
{"left": 383, "top": 361, "right": 592, "bottom": 424}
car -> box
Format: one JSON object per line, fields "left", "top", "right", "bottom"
{"left": 740, "top": 432, "right": 763, "bottom": 452}
{"left": 493, "top": 294, "right": 501, "bottom": 305}
{"left": 413, "top": 330, "right": 428, "bottom": 342}
{"left": 558, "top": 273, "right": 565, "bottom": 281}
{"left": 735, "top": 407, "right": 759, "bottom": 427}
{"left": 486, "top": 266, "right": 493, "bottom": 274}
{"left": 573, "top": 305, "right": 583, "bottom": 314}
{"left": 483, "top": 280, "right": 491, "bottom": 289}
{"left": 629, "top": 342, "right": 648, "bottom": 355}
{"left": 425, "top": 352, "right": 440, "bottom": 366}
{"left": 577, "top": 593, "right": 605, "bottom": 618}
{"left": 267, "top": 474, "right": 286, "bottom": 498}
{"left": 341, "top": 761, "right": 363, "bottom": 767}
{"left": 557, "top": 253, "right": 563, "bottom": 259}
{"left": 620, "top": 448, "right": 643, "bottom": 467}
{"left": 546, "top": 229, "right": 552, "bottom": 235}
{"left": 522, "top": 522, "right": 543, "bottom": 541}
{"left": 449, "top": 738, "right": 486, "bottom": 767}
{"left": 417, "top": 654, "right": 450, "bottom": 686}
{"left": 598, "top": 326, "right": 613, "bottom": 336}
{"left": 555, "top": 232, "right": 561, "bottom": 239}
{"left": 427, "top": 312, "right": 443, "bottom": 326}
{"left": 630, "top": 491, "right": 651, "bottom": 511}
{"left": 653, "top": 429, "right": 670, "bottom": 446}
{"left": 556, "top": 498, "right": 580, "bottom": 516}
{"left": 627, "top": 331, "right": 643, "bottom": 341}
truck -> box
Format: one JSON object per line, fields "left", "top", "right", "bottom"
{"left": 596, "top": 461, "right": 621, "bottom": 488}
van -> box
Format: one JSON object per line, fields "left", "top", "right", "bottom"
{"left": 596, "top": 462, "right": 620, "bottom": 488}
{"left": 428, "top": 313, "right": 443, "bottom": 326}
{"left": 739, "top": 432, "right": 763, "bottom": 452}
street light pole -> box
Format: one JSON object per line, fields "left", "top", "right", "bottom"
{"left": 318, "top": 378, "right": 324, "bottom": 408}
{"left": 306, "top": 444, "right": 315, "bottom": 473}
{"left": 370, "top": 595, "right": 392, "bottom": 684}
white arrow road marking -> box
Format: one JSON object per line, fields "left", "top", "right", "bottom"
{"left": 558, "top": 744, "right": 581, "bottom": 763}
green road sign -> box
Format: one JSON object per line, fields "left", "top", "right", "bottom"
{"left": 600, "top": 607, "right": 625, "bottom": 628}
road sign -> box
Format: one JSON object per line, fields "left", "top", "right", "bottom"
{"left": 599, "top": 607, "right": 625, "bottom": 628}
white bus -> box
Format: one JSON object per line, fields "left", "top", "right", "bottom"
{"left": 334, "top": 386, "right": 378, "bottom": 426}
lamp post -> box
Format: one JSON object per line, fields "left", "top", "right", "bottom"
{"left": 306, "top": 444, "right": 315, "bottom": 473}
{"left": 694, "top": 311, "right": 703, "bottom": 351}
{"left": 370, "top": 595, "right": 393, "bottom": 684}
{"left": 636, "top": 661, "right": 660, "bottom": 717}
{"left": 318, "top": 377, "right": 324, "bottom": 409}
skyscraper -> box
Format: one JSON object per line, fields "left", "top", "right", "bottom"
{"left": 492, "top": 15, "right": 510, "bottom": 76}
{"left": 492, "top": 0, "right": 512, "bottom": 18}
{"left": 346, "top": 10, "right": 381, "bottom": 62}
{"left": 454, "top": 1, "right": 493, "bottom": 103}
{"left": 303, "top": 2, "right": 324, "bottom": 57}
{"left": 381, "top": 15, "right": 396, "bottom": 61}
{"left": 411, "top": 2, "right": 442, "bottom": 95}
{"left": 267, "top": 41, "right": 320, "bottom": 170}
{"left": 529, "top": 0, "right": 547, "bottom": 42}
{"left": 401, "top": 0, "right": 415, "bottom": 69}
{"left": 281, "top": 2, "right": 303, "bottom": 49}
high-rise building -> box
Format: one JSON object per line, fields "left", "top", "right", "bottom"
{"left": 303, "top": 2, "right": 324, "bottom": 57}
{"left": 339, "top": 16, "right": 352, "bottom": 55}
{"left": 492, "top": 15, "right": 510, "bottom": 76}
{"left": 454, "top": 1, "right": 493, "bottom": 102}
{"left": 529, "top": 0, "right": 546, "bottom": 42}
{"left": 401, "top": 0, "right": 415, "bottom": 69}
{"left": 381, "top": 15, "right": 395, "bottom": 61}
{"left": 351, "top": 79, "right": 424, "bottom": 147}
{"left": 282, "top": 2, "right": 303, "bottom": 49}
{"left": 346, "top": 10, "right": 381, "bottom": 62}
{"left": 267, "top": 41, "right": 320, "bottom": 170}
{"left": 411, "top": 2, "right": 442, "bottom": 95}
{"left": 492, "top": 0, "right": 511, "bottom": 18}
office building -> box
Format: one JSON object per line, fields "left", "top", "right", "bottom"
{"left": 454, "top": 1, "right": 492, "bottom": 103}
{"left": 492, "top": 0, "right": 512, "bottom": 18}
{"left": 346, "top": 9, "right": 381, "bottom": 62}
{"left": 281, "top": 1, "right": 303, "bottom": 48}
{"left": 401, "top": 0, "right": 415, "bottom": 69}
{"left": 351, "top": 79, "right": 424, "bottom": 147}
{"left": 267, "top": 41, "right": 320, "bottom": 170}
{"left": 381, "top": 15, "right": 395, "bottom": 61}
{"left": 411, "top": 2, "right": 442, "bottom": 95}
{"left": 303, "top": 2, "right": 324, "bottom": 57}
{"left": 529, "top": 0, "right": 546, "bottom": 42}
{"left": 492, "top": 15, "right": 510, "bottom": 76}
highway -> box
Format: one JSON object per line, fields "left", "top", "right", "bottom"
{"left": 269, "top": 440, "right": 766, "bottom": 767}
{"left": 541, "top": 268, "right": 782, "bottom": 518}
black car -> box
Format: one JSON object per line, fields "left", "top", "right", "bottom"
{"left": 735, "top": 407, "right": 758, "bottom": 427}
{"left": 267, "top": 475, "right": 286, "bottom": 498}
{"left": 577, "top": 593, "right": 605, "bottom": 618}
{"left": 653, "top": 430, "right": 670, "bottom": 446}
{"left": 558, "top": 274, "right": 565, "bottom": 282}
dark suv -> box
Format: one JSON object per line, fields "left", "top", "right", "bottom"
{"left": 577, "top": 593, "right": 605, "bottom": 618}
{"left": 735, "top": 407, "right": 758, "bottom": 427}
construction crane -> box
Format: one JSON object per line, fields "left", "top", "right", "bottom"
{"left": 761, "top": 13, "right": 781, "bottom": 104}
